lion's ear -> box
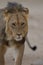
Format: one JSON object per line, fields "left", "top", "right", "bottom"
{"left": 3, "top": 9, "right": 8, "bottom": 16}
{"left": 22, "top": 8, "right": 29, "bottom": 19}
{"left": 23, "top": 8, "right": 29, "bottom": 14}
{"left": 3, "top": 9, "right": 10, "bottom": 22}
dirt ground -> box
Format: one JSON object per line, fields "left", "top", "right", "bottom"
{"left": 0, "top": 0, "right": 43, "bottom": 65}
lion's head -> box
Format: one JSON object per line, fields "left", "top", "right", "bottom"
{"left": 3, "top": 2, "right": 29, "bottom": 41}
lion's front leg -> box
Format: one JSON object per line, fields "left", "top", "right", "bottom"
{"left": 14, "top": 44, "right": 24, "bottom": 65}
{"left": 0, "top": 56, "right": 4, "bottom": 65}
{"left": 0, "top": 45, "right": 6, "bottom": 65}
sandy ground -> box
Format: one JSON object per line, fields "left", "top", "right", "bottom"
{"left": 0, "top": 0, "right": 43, "bottom": 65}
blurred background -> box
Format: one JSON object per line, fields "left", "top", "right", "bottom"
{"left": 0, "top": 0, "right": 43, "bottom": 65}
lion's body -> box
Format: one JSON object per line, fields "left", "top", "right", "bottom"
{"left": 0, "top": 2, "right": 29, "bottom": 65}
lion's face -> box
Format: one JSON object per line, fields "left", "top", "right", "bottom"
{"left": 4, "top": 9, "right": 29, "bottom": 41}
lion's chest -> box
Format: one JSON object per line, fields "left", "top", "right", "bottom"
{"left": 4, "top": 46, "right": 19, "bottom": 62}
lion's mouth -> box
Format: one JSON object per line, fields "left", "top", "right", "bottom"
{"left": 14, "top": 35, "right": 23, "bottom": 41}
{"left": 15, "top": 38, "right": 22, "bottom": 41}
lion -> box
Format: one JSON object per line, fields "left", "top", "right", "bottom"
{"left": 0, "top": 2, "right": 37, "bottom": 65}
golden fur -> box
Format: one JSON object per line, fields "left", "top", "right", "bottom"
{"left": 0, "top": 2, "right": 29, "bottom": 65}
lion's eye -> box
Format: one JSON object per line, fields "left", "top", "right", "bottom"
{"left": 21, "top": 22, "right": 25, "bottom": 26}
{"left": 12, "top": 23, "right": 16, "bottom": 26}
{"left": 11, "top": 23, "right": 16, "bottom": 28}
